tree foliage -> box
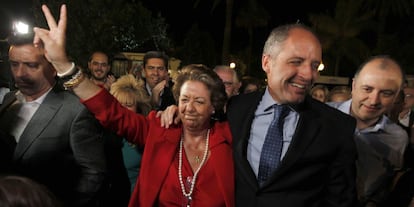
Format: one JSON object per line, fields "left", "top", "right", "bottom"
{"left": 26, "top": 0, "right": 414, "bottom": 76}
{"left": 178, "top": 24, "right": 217, "bottom": 68}
{"left": 309, "top": 0, "right": 376, "bottom": 77}
{"left": 234, "top": 0, "right": 269, "bottom": 78}
{"left": 32, "top": 0, "right": 171, "bottom": 67}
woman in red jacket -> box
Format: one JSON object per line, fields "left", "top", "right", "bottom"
{"left": 83, "top": 64, "right": 234, "bottom": 207}
{"left": 37, "top": 10, "right": 236, "bottom": 202}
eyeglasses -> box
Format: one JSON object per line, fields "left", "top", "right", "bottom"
{"left": 146, "top": 66, "right": 166, "bottom": 71}
{"left": 91, "top": 61, "right": 109, "bottom": 67}
{"left": 223, "top": 81, "right": 233, "bottom": 87}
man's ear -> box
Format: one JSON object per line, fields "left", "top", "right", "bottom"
{"left": 262, "top": 54, "right": 271, "bottom": 74}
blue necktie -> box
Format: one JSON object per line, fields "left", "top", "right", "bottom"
{"left": 258, "top": 104, "right": 289, "bottom": 185}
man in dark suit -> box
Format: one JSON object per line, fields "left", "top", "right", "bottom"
{"left": 141, "top": 51, "right": 176, "bottom": 111}
{"left": 226, "top": 24, "right": 357, "bottom": 207}
{"left": 0, "top": 31, "right": 107, "bottom": 206}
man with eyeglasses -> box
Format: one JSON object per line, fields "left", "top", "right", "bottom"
{"left": 213, "top": 65, "right": 241, "bottom": 97}
{"left": 87, "top": 51, "right": 116, "bottom": 90}
{"left": 142, "top": 51, "right": 175, "bottom": 110}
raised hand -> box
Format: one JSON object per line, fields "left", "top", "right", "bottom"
{"left": 33, "top": 4, "right": 72, "bottom": 74}
{"left": 150, "top": 80, "right": 167, "bottom": 107}
{"left": 104, "top": 75, "right": 116, "bottom": 90}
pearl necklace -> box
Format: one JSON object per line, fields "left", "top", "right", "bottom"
{"left": 178, "top": 129, "right": 210, "bottom": 207}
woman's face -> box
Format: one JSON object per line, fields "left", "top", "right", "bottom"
{"left": 120, "top": 102, "right": 137, "bottom": 113}
{"left": 178, "top": 80, "right": 215, "bottom": 131}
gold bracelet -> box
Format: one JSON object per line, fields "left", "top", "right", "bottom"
{"left": 63, "top": 69, "right": 85, "bottom": 90}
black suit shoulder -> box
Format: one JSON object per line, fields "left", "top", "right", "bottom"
{"left": 51, "top": 86, "right": 96, "bottom": 114}
{"left": 297, "top": 97, "right": 357, "bottom": 141}
{"left": 230, "top": 93, "right": 358, "bottom": 207}
{"left": 305, "top": 97, "right": 355, "bottom": 123}
{"left": 159, "top": 86, "right": 176, "bottom": 111}
{"left": 227, "top": 91, "right": 263, "bottom": 119}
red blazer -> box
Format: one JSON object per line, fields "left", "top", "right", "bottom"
{"left": 83, "top": 89, "right": 235, "bottom": 207}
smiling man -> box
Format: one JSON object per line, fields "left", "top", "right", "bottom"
{"left": 87, "top": 51, "right": 115, "bottom": 90}
{"left": 226, "top": 24, "right": 358, "bottom": 207}
{"left": 141, "top": 51, "right": 176, "bottom": 110}
{"left": 327, "top": 55, "right": 408, "bottom": 206}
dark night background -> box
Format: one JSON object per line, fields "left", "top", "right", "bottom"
{"left": 1, "top": 0, "right": 414, "bottom": 82}
{"left": 0, "top": 0, "right": 334, "bottom": 41}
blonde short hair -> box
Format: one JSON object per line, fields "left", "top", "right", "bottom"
{"left": 110, "top": 74, "right": 151, "bottom": 115}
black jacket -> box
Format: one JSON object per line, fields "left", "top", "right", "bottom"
{"left": 227, "top": 91, "right": 357, "bottom": 207}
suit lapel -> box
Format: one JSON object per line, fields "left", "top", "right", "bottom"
{"left": 234, "top": 119, "right": 259, "bottom": 188}
{"left": 0, "top": 94, "right": 18, "bottom": 153}
{"left": 278, "top": 108, "right": 321, "bottom": 172}
{"left": 231, "top": 93, "right": 324, "bottom": 188}
{"left": 14, "top": 89, "right": 63, "bottom": 159}
{"left": 232, "top": 92, "right": 263, "bottom": 189}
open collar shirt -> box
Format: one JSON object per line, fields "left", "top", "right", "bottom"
{"left": 327, "top": 99, "right": 408, "bottom": 202}
{"left": 10, "top": 89, "right": 51, "bottom": 142}
{"left": 248, "top": 87, "right": 299, "bottom": 177}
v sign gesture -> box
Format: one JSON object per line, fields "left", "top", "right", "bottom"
{"left": 33, "top": 4, "right": 103, "bottom": 100}
{"left": 33, "top": 4, "right": 72, "bottom": 74}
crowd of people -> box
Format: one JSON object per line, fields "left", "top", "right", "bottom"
{"left": 310, "top": 84, "right": 352, "bottom": 103}
{"left": 1, "top": 3, "right": 414, "bottom": 207}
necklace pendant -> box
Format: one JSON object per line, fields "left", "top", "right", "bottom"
{"left": 195, "top": 155, "right": 201, "bottom": 164}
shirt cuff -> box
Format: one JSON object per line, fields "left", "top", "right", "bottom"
{"left": 57, "top": 62, "right": 76, "bottom": 77}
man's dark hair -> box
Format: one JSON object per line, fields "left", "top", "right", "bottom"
{"left": 88, "top": 51, "right": 112, "bottom": 64}
{"left": 143, "top": 51, "right": 169, "bottom": 69}
{"left": 7, "top": 31, "right": 57, "bottom": 84}
{"left": 7, "top": 32, "right": 34, "bottom": 46}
